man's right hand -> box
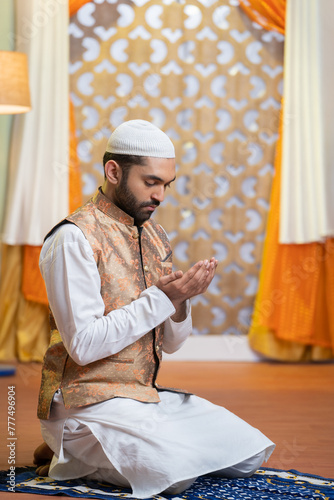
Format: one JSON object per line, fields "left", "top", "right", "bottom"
{"left": 156, "top": 258, "right": 218, "bottom": 310}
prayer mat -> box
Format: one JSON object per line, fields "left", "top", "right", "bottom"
{"left": 0, "top": 467, "right": 333, "bottom": 499}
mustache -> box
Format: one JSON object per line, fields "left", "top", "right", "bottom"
{"left": 140, "top": 201, "right": 160, "bottom": 208}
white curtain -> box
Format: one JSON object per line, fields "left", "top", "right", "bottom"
{"left": 280, "top": 0, "right": 334, "bottom": 243}
{"left": 2, "top": 0, "right": 69, "bottom": 245}
{"left": 0, "top": 0, "right": 14, "bottom": 235}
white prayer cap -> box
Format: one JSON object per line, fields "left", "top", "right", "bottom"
{"left": 106, "top": 119, "right": 175, "bottom": 158}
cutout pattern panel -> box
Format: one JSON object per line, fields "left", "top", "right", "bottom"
{"left": 70, "top": 0, "right": 284, "bottom": 336}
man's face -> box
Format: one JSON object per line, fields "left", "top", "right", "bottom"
{"left": 114, "top": 157, "right": 176, "bottom": 226}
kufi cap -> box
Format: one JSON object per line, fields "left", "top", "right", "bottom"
{"left": 106, "top": 119, "right": 175, "bottom": 158}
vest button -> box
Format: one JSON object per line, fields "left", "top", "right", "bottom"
{"left": 143, "top": 265, "right": 149, "bottom": 272}
{"left": 132, "top": 233, "right": 139, "bottom": 239}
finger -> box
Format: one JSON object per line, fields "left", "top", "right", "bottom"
{"left": 204, "top": 260, "right": 217, "bottom": 283}
{"left": 160, "top": 270, "right": 183, "bottom": 285}
{"left": 207, "top": 257, "right": 218, "bottom": 268}
{"left": 180, "top": 260, "right": 204, "bottom": 284}
{"left": 197, "top": 260, "right": 212, "bottom": 280}
{"left": 186, "top": 263, "right": 211, "bottom": 294}
{"left": 196, "top": 260, "right": 216, "bottom": 292}
{"left": 186, "top": 259, "right": 214, "bottom": 285}
{"left": 209, "top": 259, "right": 218, "bottom": 275}
{"left": 206, "top": 258, "right": 218, "bottom": 276}
{"left": 176, "top": 259, "right": 213, "bottom": 297}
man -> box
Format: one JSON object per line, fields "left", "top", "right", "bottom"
{"left": 34, "top": 120, "right": 275, "bottom": 498}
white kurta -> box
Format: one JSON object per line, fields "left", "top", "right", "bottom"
{"left": 39, "top": 224, "right": 275, "bottom": 499}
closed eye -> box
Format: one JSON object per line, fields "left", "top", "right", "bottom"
{"left": 145, "top": 181, "right": 172, "bottom": 189}
{"left": 143, "top": 174, "right": 176, "bottom": 188}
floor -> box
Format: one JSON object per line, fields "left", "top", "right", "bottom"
{"left": 0, "top": 361, "right": 333, "bottom": 499}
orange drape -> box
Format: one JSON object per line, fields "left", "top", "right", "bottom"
{"left": 249, "top": 111, "right": 334, "bottom": 359}
{"left": 239, "top": 0, "right": 285, "bottom": 35}
{"left": 69, "top": 0, "right": 92, "bottom": 17}
{"left": 21, "top": 1, "right": 86, "bottom": 305}
{"left": 240, "top": 3, "right": 334, "bottom": 359}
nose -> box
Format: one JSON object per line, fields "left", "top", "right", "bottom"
{"left": 151, "top": 186, "right": 165, "bottom": 203}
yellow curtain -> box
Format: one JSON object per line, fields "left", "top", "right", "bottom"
{"left": 0, "top": 3, "right": 84, "bottom": 361}
{"left": 240, "top": 3, "right": 334, "bottom": 360}
{"left": 0, "top": 245, "right": 50, "bottom": 362}
{"left": 239, "top": 0, "right": 285, "bottom": 35}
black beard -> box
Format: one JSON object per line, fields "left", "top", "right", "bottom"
{"left": 114, "top": 177, "right": 159, "bottom": 226}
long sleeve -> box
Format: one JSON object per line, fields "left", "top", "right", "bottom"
{"left": 40, "top": 223, "right": 177, "bottom": 365}
{"left": 162, "top": 302, "right": 192, "bottom": 354}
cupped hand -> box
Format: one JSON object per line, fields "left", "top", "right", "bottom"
{"left": 156, "top": 258, "right": 218, "bottom": 308}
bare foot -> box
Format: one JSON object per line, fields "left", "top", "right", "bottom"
{"left": 33, "top": 442, "right": 53, "bottom": 476}
{"left": 36, "top": 463, "right": 51, "bottom": 476}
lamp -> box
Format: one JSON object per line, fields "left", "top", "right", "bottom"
{"left": 0, "top": 50, "right": 31, "bottom": 377}
{"left": 0, "top": 50, "right": 31, "bottom": 114}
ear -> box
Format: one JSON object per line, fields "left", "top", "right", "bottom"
{"left": 105, "top": 160, "right": 122, "bottom": 185}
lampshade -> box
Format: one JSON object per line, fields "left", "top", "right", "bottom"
{"left": 0, "top": 50, "right": 31, "bottom": 114}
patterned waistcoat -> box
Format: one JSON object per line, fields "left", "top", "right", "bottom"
{"left": 37, "top": 189, "right": 175, "bottom": 419}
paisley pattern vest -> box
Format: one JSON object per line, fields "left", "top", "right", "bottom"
{"left": 37, "top": 189, "right": 175, "bottom": 419}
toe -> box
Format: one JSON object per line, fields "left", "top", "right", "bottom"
{"left": 36, "top": 463, "right": 50, "bottom": 477}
